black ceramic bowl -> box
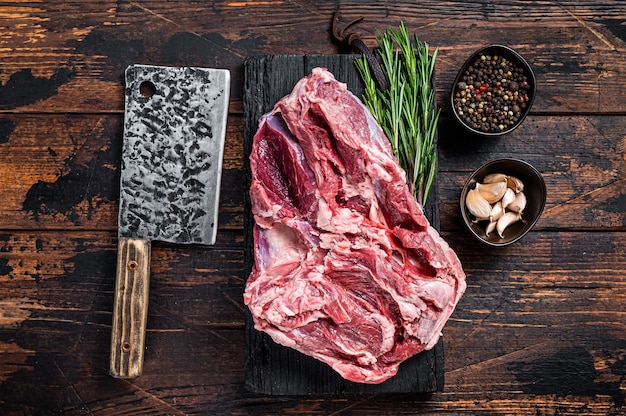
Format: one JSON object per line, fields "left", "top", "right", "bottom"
{"left": 460, "top": 158, "right": 546, "bottom": 246}
{"left": 451, "top": 45, "right": 536, "bottom": 136}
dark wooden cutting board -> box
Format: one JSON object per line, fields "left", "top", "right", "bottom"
{"left": 242, "top": 54, "right": 442, "bottom": 395}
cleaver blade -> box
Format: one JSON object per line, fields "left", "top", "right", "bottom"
{"left": 110, "top": 64, "right": 230, "bottom": 378}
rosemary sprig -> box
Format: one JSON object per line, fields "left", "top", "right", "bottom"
{"left": 355, "top": 22, "right": 439, "bottom": 206}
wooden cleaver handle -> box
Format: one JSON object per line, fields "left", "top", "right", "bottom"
{"left": 110, "top": 237, "right": 151, "bottom": 378}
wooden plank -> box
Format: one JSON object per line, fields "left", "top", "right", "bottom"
{"left": 1, "top": 229, "right": 623, "bottom": 327}
{"left": 0, "top": 113, "right": 245, "bottom": 231}
{"left": 242, "top": 54, "right": 442, "bottom": 394}
{"left": 0, "top": 230, "right": 625, "bottom": 413}
{"left": 1, "top": 112, "right": 623, "bottom": 232}
{"left": 0, "top": 230, "right": 626, "bottom": 328}
{"left": 0, "top": 1, "right": 624, "bottom": 113}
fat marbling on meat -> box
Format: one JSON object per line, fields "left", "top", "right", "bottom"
{"left": 244, "top": 67, "right": 466, "bottom": 384}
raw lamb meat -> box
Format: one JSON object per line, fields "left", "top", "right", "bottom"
{"left": 244, "top": 67, "right": 466, "bottom": 384}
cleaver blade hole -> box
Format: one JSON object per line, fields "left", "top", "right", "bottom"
{"left": 139, "top": 81, "right": 156, "bottom": 98}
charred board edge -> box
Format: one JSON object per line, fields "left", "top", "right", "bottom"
{"left": 242, "top": 54, "right": 442, "bottom": 395}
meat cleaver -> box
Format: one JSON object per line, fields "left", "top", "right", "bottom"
{"left": 110, "top": 64, "right": 230, "bottom": 378}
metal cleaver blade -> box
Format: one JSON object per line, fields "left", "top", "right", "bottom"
{"left": 110, "top": 64, "right": 230, "bottom": 378}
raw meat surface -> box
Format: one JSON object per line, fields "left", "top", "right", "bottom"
{"left": 244, "top": 67, "right": 466, "bottom": 384}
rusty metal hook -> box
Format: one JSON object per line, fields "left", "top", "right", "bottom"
{"left": 331, "top": 5, "right": 389, "bottom": 91}
{"left": 332, "top": 5, "right": 364, "bottom": 49}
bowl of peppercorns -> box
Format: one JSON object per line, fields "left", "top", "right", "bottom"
{"left": 451, "top": 45, "right": 536, "bottom": 136}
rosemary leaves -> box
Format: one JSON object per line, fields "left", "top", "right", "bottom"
{"left": 355, "top": 22, "right": 439, "bottom": 206}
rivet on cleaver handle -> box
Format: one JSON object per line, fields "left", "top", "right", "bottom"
{"left": 110, "top": 65, "right": 230, "bottom": 378}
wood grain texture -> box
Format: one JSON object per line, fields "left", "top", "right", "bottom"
{"left": 1, "top": 1, "right": 625, "bottom": 113}
{"left": 0, "top": 113, "right": 245, "bottom": 230}
{"left": 1, "top": 113, "right": 621, "bottom": 232}
{"left": 110, "top": 237, "right": 151, "bottom": 379}
{"left": 0, "top": 0, "right": 625, "bottom": 414}
{"left": 0, "top": 229, "right": 624, "bottom": 413}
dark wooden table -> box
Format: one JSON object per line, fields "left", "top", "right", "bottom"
{"left": 1, "top": 1, "right": 625, "bottom": 414}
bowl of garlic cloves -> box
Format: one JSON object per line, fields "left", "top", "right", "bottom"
{"left": 460, "top": 158, "right": 546, "bottom": 246}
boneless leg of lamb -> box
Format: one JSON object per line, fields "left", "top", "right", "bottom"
{"left": 244, "top": 67, "right": 466, "bottom": 384}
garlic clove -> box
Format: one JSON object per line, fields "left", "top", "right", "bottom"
{"left": 501, "top": 187, "right": 516, "bottom": 209}
{"left": 489, "top": 201, "right": 504, "bottom": 222}
{"left": 485, "top": 220, "right": 496, "bottom": 237}
{"left": 507, "top": 191, "right": 527, "bottom": 213}
{"left": 496, "top": 211, "right": 522, "bottom": 238}
{"left": 507, "top": 176, "right": 524, "bottom": 193}
{"left": 476, "top": 180, "right": 507, "bottom": 204}
{"left": 483, "top": 173, "right": 508, "bottom": 184}
{"left": 466, "top": 188, "right": 492, "bottom": 219}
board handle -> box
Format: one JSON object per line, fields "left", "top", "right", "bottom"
{"left": 110, "top": 237, "right": 151, "bottom": 378}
